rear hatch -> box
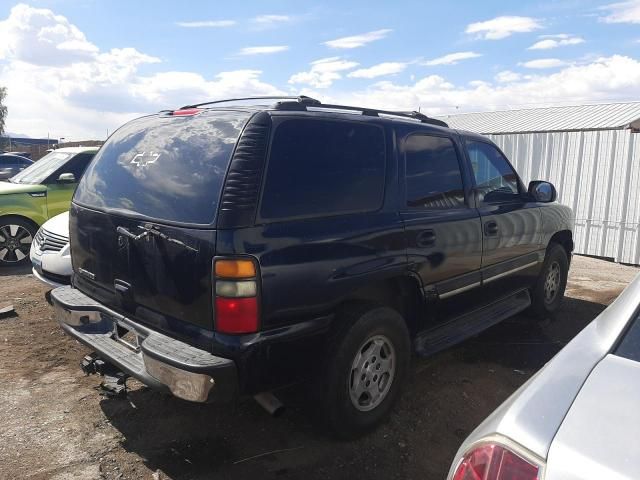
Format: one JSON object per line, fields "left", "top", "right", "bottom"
{"left": 71, "top": 109, "right": 253, "bottom": 332}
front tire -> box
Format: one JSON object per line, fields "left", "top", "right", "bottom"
{"left": 530, "top": 243, "right": 569, "bottom": 317}
{"left": 0, "top": 217, "right": 37, "bottom": 266}
{"left": 319, "top": 304, "right": 410, "bottom": 439}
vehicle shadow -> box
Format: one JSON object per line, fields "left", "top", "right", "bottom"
{"left": 0, "top": 264, "right": 31, "bottom": 277}
{"left": 458, "top": 296, "right": 606, "bottom": 370}
{"left": 98, "top": 296, "right": 607, "bottom": 480}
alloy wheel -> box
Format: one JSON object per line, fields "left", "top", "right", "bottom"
{"left": 0, "top": 224, "right": 33, "bottom": 263}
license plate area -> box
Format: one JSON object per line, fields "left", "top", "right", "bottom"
{"left": 112, "top": 322, "right": 140, "bottom": 352}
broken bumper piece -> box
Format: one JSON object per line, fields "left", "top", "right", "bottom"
{"left": 51, "top": 286, "right": 237, "bottom": 403}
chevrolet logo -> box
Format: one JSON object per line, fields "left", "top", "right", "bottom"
{"left": 131, "top": 151, "right": 161, "bottom": 167}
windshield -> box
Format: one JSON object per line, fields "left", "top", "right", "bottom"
{"left": 10, "top": 152, "right": 72, "bottom": 184}
{"left": 74, "top": 110, "right": 250, "bottom": 225}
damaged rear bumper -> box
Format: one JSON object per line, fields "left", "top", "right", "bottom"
{"left": 51, "top": 286, "right": 237, "bottom": 403}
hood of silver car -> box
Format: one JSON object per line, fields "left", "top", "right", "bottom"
{"left": 545, "top": 354, "right": 640, "bottom": 480}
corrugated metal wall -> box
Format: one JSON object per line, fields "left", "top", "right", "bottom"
{"left": 489, "top": 130, "right": 640, "bottom": 265}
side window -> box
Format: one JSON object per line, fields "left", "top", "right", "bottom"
{"left": 466, "top": 140, "right": 521, "bottom": 204}
{"left": 260, "top": 119, "right": 386, "bottom": 220}
{"left": 57, "top": 153, "right": 95, "bottom": 181}
{"left": 405, "top": 134, "right": 465, "bottom": 209}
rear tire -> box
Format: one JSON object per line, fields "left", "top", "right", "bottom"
{"left": 530, "top": 243, "right": 569, "bottom": 317}
{"left": 0, "top": 217, "right": 37, "bottom": 266}
{"left": 319, "top": 303, "right": 410, "bottom": 439}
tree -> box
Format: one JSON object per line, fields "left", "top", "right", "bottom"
{"left": 0, "top": 87, "right": 7, "bottom": 138}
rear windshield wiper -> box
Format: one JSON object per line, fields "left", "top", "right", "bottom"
{"left": 116, "top": 225, "right": 199, "bottom": 253}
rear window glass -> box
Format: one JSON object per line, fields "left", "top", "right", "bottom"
{"left": 615, "top": 312, "right": 640, "bottom": 363}
{"left": 74, "top": 110, "right": 250, "bottom": 225}
{"left": 260, "top": 118, "right": 386, "bottom": 220}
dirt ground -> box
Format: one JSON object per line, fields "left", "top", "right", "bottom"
{"left": 1, "top": 256, "right": 638, "bottom": 480}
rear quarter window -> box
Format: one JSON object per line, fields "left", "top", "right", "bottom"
{"left": 260, "top": 118, "right": 386, "bottom": 220}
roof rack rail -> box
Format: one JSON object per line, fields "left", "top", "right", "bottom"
{"left": 180, "top": 95, "right": 320, "bottom": 110}
{"left": 274, "top": 101, "right": 448, "bottom": 127}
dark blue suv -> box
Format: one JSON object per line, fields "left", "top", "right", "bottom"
{"left": 51, "top": 96, "right": 573, "bottom": 437}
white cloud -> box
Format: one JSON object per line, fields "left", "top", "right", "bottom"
{"left": 600, "top": 0, "right": 640, "bottom": 24}
{"left": 324, "top": 55, "right": 640, "bottom": 114}
{"left": 423, "top": 51, "right": 482, "bottom": 66}
{"left": 250, "top": 14, "right": 292, "bottom": 27}
{"left": 347, "top": 62, "right": 407, "bottom": 79}
{"left": 324, "top": 29, "right": 392, "bottom": 49}
{"left": 520, "top": 58, "right": 568, "bottom": 69}
{"left": 529, "top": 34, "right": 584, "bottom": 49}
{"left": 238, "top": 46, "right": 289, "bottom": 55}
{"left": 175, "top": 20, "right": 236, "bottom": 28}
{"left": 465, "top": 16, "right": 542, "bottom": 40}
{"left": 0, "top": 4, "right": 283, "bottom": 138}
{"left": 0, "top": 3, "right": 98, "bottom": 65}
{"left": 289, "top": 57, "right": 359, "bottom": 88}
{"left": 495, "top": 70, "right": 523, "bottom": 83}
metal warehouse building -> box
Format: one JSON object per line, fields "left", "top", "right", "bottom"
{"left": 438, "top": 102, "right": 640, "bottom": 266}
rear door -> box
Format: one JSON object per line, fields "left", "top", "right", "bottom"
{"left": 70, "top": 110, "right": 252, "bottom": 332}
{"left": 400, "top": 131, "right": 483, "bottom": 302}
{"left": 464, "top": 138, "right": 543, "bottom": 292}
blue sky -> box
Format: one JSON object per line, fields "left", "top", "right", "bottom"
{"left": 1, "top": 0, "right": 640, "bottom": 138}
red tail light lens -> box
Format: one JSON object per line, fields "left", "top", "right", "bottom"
{"left": 214, "top": 258, "right": 260, "bottom": 334}
{"left": 215, "top": 297, "right": 259, "bottom": 334}
{"left": 453, "top": 444, "right": 539, "bottom": 480}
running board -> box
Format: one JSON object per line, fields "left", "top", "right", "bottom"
{"left": 414, "top": 289, "right": 531, "bottom": 357}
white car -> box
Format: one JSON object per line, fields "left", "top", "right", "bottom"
{"left": 448, "top": 273, "right": 640, "bottom": 480}
{"left": 30, "top": 211, "right": 71, "bottom": 287}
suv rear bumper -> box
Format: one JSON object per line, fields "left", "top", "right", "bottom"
{"left": 51, "top": 286, "right": 237, "bottom": 403}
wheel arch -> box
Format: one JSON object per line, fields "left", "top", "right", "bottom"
{"left": 0, "top": 214, "right": 41, "bottom": 232}
{"left": 548, "top": 229, "right": 573, "bottom": 261}
{"left": 337, "top": 275, "right": 426, "bottom": 336}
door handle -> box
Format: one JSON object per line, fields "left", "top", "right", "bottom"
{"left": 484, "top": 221, "right": 499, "bottom": 236}
{"left": 416, "top": 229, "right": 436, "bottom": 247}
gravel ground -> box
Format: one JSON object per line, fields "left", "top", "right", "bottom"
{"left": 0, "top": 255, "right": 638, "bottom": 480}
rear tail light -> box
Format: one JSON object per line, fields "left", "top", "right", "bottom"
{"left": 453, "top": 443, "right": 540, "bottom": 480}
{"left": 214, "top": 258, "right": 259, "bottom": 334}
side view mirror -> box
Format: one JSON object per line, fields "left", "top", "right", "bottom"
{"left": 57, "top": 172, "right": 76, "bottom": 184}
{"left": 528, "top": 181, "right": 557, "bottom": 203}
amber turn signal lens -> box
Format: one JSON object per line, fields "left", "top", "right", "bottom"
{"left": 215, "top": 259, "right": 256, "bottom": 278}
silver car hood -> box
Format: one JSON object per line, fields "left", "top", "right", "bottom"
{"left": 448, "top": 273, "right": 640, "bottom": 475}
{"left": 545, "top": 354, "right": 640, "bottom": 480}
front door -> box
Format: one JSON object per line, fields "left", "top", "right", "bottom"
{"left": 45, "top": 152, "right": 95, "bottom": 218}
{"left": 400, "top": 132, "right": 483, "bottom": 310}
{"left": 464, "top": 139, "right": 543, "bottom": 294}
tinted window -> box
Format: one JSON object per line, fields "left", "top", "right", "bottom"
{"left": 260, "top": 119, "right": 385, "bottom": 219}
{"left": 51, "top": 152, "right": 95, "bottom": 182}
{"left": 466, "top": 140, "right": 521, "bottom": 204}
{"left": 74, "top": 110, "right": 251, "bottom": 225}
{"left": 11, "top": 152, "right": 72, "bottom": 184}
{"left": 405, "top": 134, "right": 465, "bottom": 209}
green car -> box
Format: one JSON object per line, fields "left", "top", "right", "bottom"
{"left": 0, "top": 146, "right": 99, "bottom": 265}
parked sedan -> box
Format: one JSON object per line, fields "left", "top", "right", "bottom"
{"left": 0, "top": 153, "right": 33, "bottom": 180}
{"left": 0, "top": 146, "right": 98, "bottom": 265}
{"left": 448, "top": 273, "right": 640, "bottom": 480}
{"left": 30, "top": 211, "right": 70, "bottom": 287}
